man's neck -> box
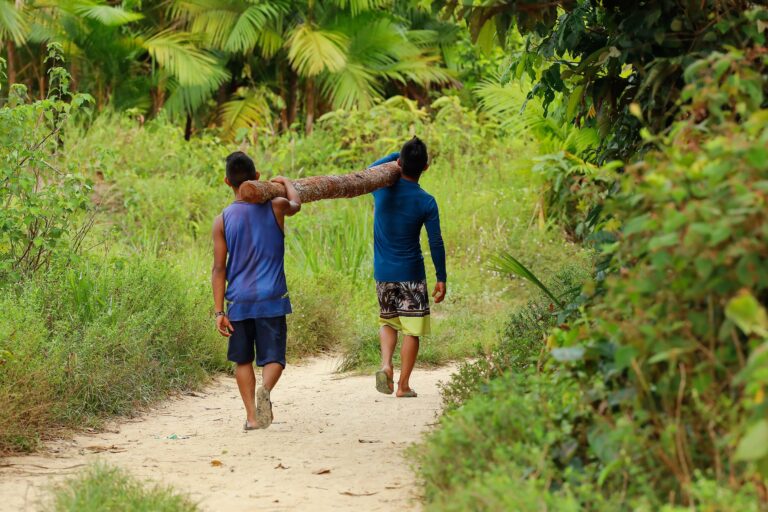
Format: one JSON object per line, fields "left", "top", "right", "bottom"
{"left": 401, "top": 174, "right": 419, "bottom": 184}
{"left": 234, "top": 188, "right": 244, "bottom": 201}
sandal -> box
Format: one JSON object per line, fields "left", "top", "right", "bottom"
{"left": 397, "top": 389, "right": 417, "bottom": 398}
{"left": 375, "top": 370, "right": 394, "bottom": 395}
{"left": 255, "top": 386, "right": 273, "bottom": 428}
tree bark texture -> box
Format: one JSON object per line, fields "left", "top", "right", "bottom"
{"left": 6, "top": 41, "right": 16, "bottom": 84}
{"left": 239, "top": 161, "right": 401, "bottom": 204}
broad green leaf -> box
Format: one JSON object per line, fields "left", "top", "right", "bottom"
{"left": 734, "top": 420, "right": 768, "bottom": 461}
{"left": 725, "top": 290, "right": 768, "bottom": 337}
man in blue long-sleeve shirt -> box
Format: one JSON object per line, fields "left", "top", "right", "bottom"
{"left": 370, "top": 137, "right": 447, "bottom": 398}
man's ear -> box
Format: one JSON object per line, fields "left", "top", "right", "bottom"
{"left": 423, "top": 163, "right": 430, "bottom": 173}
{"left": 255, "top": 171, "right": 261, "bottom": 181}
{"left": 225, "top": 176, "right": 232, "bottom": 187}
{"left": 396, "top": 158, "right": 402, "bottom": 168}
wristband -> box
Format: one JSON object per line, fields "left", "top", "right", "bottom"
{"left": 215, "top": 311, "right": 226, "bottom": 318}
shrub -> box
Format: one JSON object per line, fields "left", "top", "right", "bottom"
{"left": 542, "top": 46, "right": 768, "bottom": 503}
{"left": 440, "top": 265, "right": 588, "bottom": 409}
{"left": 421, "top": 43, "right": 768, "bottom": 509}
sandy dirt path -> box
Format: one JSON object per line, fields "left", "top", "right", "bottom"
{"left": 0, "top": 358, "right": 454, "bottom": 511}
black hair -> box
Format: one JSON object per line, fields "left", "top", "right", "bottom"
{"left": 400, "top": 136, "right": 428, "bottom": 179}
{"left": 225, "top": 151, "right": 257, "bottom": 188}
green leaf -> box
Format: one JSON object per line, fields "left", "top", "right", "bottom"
{"left": 490, "top": 252, "right": 563, "bottom": 309}
{"left": 726, "top": 290, "right": 768, "bottom": 337}
{"left": 734, "top": 420, "right": 768, "bottom": 461}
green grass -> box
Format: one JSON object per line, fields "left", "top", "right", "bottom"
{"left": 0, "top": 256, "right": 228, "bottom": 453}
{"left": 47, "top": 464, "right": 198, "bottom": 512}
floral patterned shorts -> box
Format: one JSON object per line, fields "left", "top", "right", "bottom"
{"left": 376, "top": 280, "right": 430, "bottom": 319}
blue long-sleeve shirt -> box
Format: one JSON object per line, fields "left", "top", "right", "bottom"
{"left": 369, "top": 153, "right": 447, "bottom": 283}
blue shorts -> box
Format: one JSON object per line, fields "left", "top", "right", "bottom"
{"left": 227, "top": 316, "right": 287, "bottom": 367}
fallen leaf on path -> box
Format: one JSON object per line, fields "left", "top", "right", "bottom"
{"left": 210, "top": 460, "right": 223, "bottom": 467}
{"left": 274, "top": 462, "right": 289, "bottom": 470}
{"left": 312, "top": 468, "right": 331, "bottom": 475}
{"left": 358, "top": 439, "right": 381, "bottom": 444}
{"left": 339, "top": 491, "right": 378, "bottom": 497}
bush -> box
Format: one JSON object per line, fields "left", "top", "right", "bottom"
{"left": 0, "top": 256, "right": 227, "bottom": 453}
{"left": 542, "top": 46, "right": 768, "bottom": 503}
{"left": 47, "top": 463, "right": 198, "bottom": 512}
{"left": 420, "top": 44, "right": 768, "bottom": 509}
{"left": 417, "top": 370, "right": 598, "bottom": 510}
{"left": 440, "top": 265, "right": 587, "bottom": 409}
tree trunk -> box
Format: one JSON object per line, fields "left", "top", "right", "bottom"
{"left": 184, "top": 113, "right": 193, "bottom": 141}
{"left": 287, "top": 70, "right": 298, "bottom": 127}
{"left": 240, "top": 161, "right": 401, "bottom": 204}
{"left": 5, "top": 41, "right": 16, "bottom": 84}
{"left": 305, "top": 77, "right": 315, "bottom": 135}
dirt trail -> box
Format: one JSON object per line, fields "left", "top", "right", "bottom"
{"left": 0, "top": 358, "right": 454, "bottom": 511}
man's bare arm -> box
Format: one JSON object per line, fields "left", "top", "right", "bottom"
{"left": 211, "top": 215, "right": 233, "bottom": 337}
{"left": 271, "top": 176, "right": 302, "bottom": 218}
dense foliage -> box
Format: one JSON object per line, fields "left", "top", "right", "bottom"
{"left": 0, "top": 0, "right": 471, "bottom": 137}
{"left": 444, "top": 0, "right": 767, "bottom": 160}
{"left": 419, "top": 6, "right": 768, "bottom": 510}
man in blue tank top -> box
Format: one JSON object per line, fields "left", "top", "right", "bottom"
{"left": 211, "top": 152, "right": 301, "bottom": 430}
{"left": 369, "top": 137, "right": 447, "bottom": 398}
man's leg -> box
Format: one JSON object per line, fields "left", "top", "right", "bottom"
{"left": 379, "top": 325, "right": 398, "bottom": 391}
{"left": 235, "top": 363, "right": 258, "bottom": 427}
{"left": 261, "top": 362, "right": 283, "bottom": 391}
{"left": 397, "top": 335, "right": 419, "bottom": 397}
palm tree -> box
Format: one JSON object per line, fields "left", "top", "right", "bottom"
{"left": 0, "top": 0, "right": 29, "bottom": 85}
{"left": 171, "top": 0, "right": 453, "bottom": 135}
{"left": 3, "top": 0, "right": 457, "bottom": 138}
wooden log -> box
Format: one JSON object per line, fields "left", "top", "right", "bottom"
{"left": 239, "top": 161, "right": 401, "bottom": 204}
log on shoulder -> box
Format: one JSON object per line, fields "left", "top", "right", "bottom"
{"left": 239, "top": 161, "right": 401, "bottom": 204}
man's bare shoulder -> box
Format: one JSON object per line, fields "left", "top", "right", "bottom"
{"left": 212, "top": 214, "right": 224, "bottom": 232}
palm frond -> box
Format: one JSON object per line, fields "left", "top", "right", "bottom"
{"left": 332, "top": 0, "right": 389, "bottom": 15}
{"left": 172, "top": 0, "right": 241, "bottom": 49}
{"left": 286, "top": 23, "right": 348, "bottom": 77}
{"left": 142, "top": 30, "right": 229, "bottom": 87}
{"left": 163, "top": 81, "right": 219, "bottom": 119}
{"left": 219, "top": 88, "right": 274, "bottom": 140}
{"left": 319, "top": 62, "right": 380, "bottom": 109}
{"left": 73, "top": 1, "right": 143, "bottom": 27}
{"left": 490, "top": 252, "right": 564, "bottom": 309}
{"left": 224, "top": 2, "right": 286, "bottom": 54}
{"left": 0, "top": 0, "right": 29, "bottom": 44}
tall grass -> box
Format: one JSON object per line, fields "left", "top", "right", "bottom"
{"left": 47, "top": 463, "right": 198, "bottom": 512}
{"left": 0, "top": 256, "right": 227, "bottom": 453}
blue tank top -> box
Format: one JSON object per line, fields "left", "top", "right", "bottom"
{"left": 223, "top": 201, "right": 292, "bottom": 321}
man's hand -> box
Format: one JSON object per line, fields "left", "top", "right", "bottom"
{"left": 216, "top": 314, "right": 234, "bottom": 337}
{"left": 432, "top": 282, "right": 446, "bottom": 304}
{"left": 270, "top": 176, "right": 291, "bottom": 186}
